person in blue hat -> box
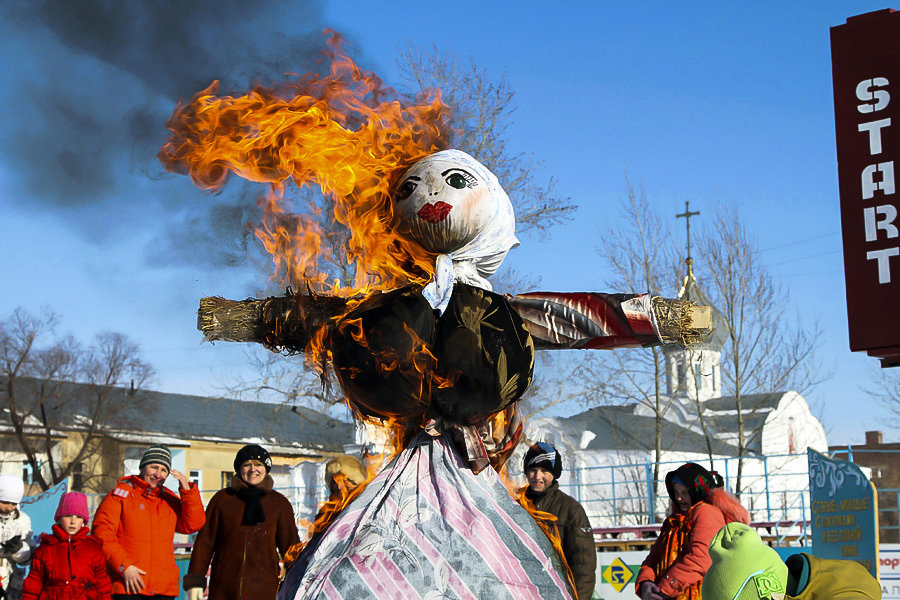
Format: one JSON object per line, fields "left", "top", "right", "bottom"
{"left": 522, "top": 442, "right": 596, "bottom": 600}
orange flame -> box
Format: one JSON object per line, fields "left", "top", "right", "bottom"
{"left": 513, "top": 488, "right": 578, "bottom": 596}
{"left": 285, "top": 470, "right": 372, "bottom": 570}
{"left": 159, "top": 30, "right": 452, "bottom": 296}
{"left": 283, "top": 438, "right": 407, "bottom": 571}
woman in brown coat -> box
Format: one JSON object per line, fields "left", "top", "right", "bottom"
{"left": 183, "top": 445, "right": 300, "bottom": 600}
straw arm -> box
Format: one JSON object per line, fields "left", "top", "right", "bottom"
{"left": 197, "top": 293, "right": 348, "bottom": 353}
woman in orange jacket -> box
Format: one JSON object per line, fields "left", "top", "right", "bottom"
{"left": 92, "top": 445, "right": 206, "bottom": 599}
{"left": 635, "top": 463, "right": 749, "bottom": 600}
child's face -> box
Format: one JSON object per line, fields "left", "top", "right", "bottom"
{"left": 0, "top": 501, "right": 17, "bottom": 515}
{"left": 526, "top": 467, "right": 554, "bottom": 494}
{"left": 58, "top": 514, "right": 85, "bottom": 535}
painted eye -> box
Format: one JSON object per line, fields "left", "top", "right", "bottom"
{"left": 446, "top": 173, "right": 467, "bottom": 189}
{"left": 397, "top": 180, "right": 417, "bottom": 200}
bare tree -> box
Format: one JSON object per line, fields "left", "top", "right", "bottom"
{"left": 397, "top": 46, "right": 576, "bottom": 236}
{"left": 0, "top": 308, "right": 154, "bottom": 491}
{"left": 868, "top": 366, "right": 900, "bottom": 424}
{"left": 590, "top": 187, "right": 823, "bottom": 505}
{"left": 696, "top": 207, "right": 822, "bottom": 494}
{"left": 220, "top": 347, "right": 347, "bottom": 416}
{"left": 589, "top": 178, "right": 681, "bottom": 504}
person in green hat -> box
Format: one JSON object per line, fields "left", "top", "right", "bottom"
{"left": 701, "top": 522, "right": 881, "bottom": 600}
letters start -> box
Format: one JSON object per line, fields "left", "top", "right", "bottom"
{"left": 857, "top": 77, "right": 899, "bottom": 284}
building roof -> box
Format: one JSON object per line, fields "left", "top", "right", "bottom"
{"left": 554, "top": 404, "right": 742, "bottom": 456}
{"left": 3, "top": 376, "right": 354, "bottom": 455}
{"left": 701, "top": 392, "right": 785, "bottom": 413}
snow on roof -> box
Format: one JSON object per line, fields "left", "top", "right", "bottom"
{"left": 549, "top": 404, "right": 742, "bottom": 456}
{"left": 3, "top": 376, "right": 354, "bottom": 454}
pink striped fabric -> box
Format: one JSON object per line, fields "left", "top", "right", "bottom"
{"left": 278, "top": 433, "right": 574, "bottom": 600}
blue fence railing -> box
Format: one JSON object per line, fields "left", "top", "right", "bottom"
{"left": 556, "top": 452, "right": 812, "bottom": 529}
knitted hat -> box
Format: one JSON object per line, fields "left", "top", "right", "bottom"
{"left": 0, "top": 474, "right": 25, "bottom": 504}
{"left": 325, "top": 456, "right": 367, "bottom": 487}
{"left": 55, "top": 492, "right": 90, "bottom": 523}
{"left": 665, "top": 462, "right": 724, "bottom": 505}
{"left": 139, "top": 444, "right": 172, "bottom": 470}
{"left": 523, "top": 442, "right": 563, "bottom": 480}
{"left": 234, "top": 444, "right": 272, "bottom": 473}
{"left": 702, "top": 523, "right": 788, "bottom": 600}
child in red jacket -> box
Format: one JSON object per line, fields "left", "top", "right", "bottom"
{"left": 22, "top": 492, "right": 111, "bottom": 600}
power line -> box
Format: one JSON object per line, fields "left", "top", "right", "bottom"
{"left": 767, "top": 249, "right": 842, "bottom": 267}
{"left": 771, "top": 269, "right": 843, "bottom": 278}
{"left": 760, "top": 232, "right": 840, "bottom": 253}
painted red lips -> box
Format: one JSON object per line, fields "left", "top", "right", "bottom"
{"left": 417, "top": 201, "right": 453, "bottom": 223}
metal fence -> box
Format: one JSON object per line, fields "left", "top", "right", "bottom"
{"left": 562, "top": 449, "right": 900, "bottom": 546}
{"left": 561, "top": 452, "right": 810, "bottom": 526}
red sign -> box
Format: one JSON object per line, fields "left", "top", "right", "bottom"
{"left": 832, "top": 10, "right": 900, "bottom": 366}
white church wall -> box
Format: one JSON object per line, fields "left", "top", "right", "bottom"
{"left": 760, "top": 391, "right": 828, "bottom": 456}
{"left": 523, "top": 415, "right": 815, "bottom": 528}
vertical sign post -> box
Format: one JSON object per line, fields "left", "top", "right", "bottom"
{"left": 808, "top": 448, "right": 879, "bottom": 578}
{"left": 831, "top": 9, "right": 900, "bottom": 367}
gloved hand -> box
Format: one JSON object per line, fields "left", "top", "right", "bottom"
{"left": 187, "top": 587, "right": 205, "bottom": 600}
{"left": 639, "top": 580, "right": 666, "bottom": 600}
{"left": 0, "top": 536, "right": 21, "bottom": 556}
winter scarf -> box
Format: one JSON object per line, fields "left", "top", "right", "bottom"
{"left": 234, "top": 485, "right": 267, "bottom": 526}
{"left": 654, "top": 506, "right": 702, "bottom": 600}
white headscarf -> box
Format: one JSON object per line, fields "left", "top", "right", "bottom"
{"left": 398, "top": 150, "right": 518, "bottom": 313}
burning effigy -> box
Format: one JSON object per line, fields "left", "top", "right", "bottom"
{"left": 159, "top": 32, "right": 709, "bottom": 600}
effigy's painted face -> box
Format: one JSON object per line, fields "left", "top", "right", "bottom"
{"left": 394, "top": 155, "right": 494, "bottom": 253}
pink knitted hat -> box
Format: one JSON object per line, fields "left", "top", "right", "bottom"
{"left": 55, "top": 492, "right": 90, "bottom": 523}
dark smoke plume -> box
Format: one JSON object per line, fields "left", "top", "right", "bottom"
{"left": 0, "top": 0, "right": 331, "bottom": 267}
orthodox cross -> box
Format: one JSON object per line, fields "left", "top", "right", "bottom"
{"left": 676, "top": 200, "right": 700, "bottom": 276}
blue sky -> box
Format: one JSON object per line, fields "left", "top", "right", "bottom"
{"left": 0, "top": 1, "right": 893, "bottom": 444}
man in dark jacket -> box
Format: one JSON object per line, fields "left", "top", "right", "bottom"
{"left": 524, "top": 442, "right": 596, "bottom": 600}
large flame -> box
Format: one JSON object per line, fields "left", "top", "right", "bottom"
{"left": 159, "top": 30, "right": 452, "bottom": 296}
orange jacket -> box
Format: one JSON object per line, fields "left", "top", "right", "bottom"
{"left": 91, "top": 475, "right": 206, "bottom": 597}
{"left": 635, "top": 502, "right": 726, "bottom": 599}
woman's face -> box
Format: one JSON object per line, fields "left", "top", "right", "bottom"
{"left": 394, "top": 158, "right": 493, "bottom": 253}
{"left": 140, "top": 463, "right": 169, "bottom": 488}
{"left": 671, "top": 481, "right": 692, "bottom": 513}
{"left": 240, "top": 459, "right": 267, "bottom": 487}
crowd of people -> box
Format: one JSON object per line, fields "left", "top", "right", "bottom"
{"left": 0, "top": 443, "right": 885, "bottom": 600}
{"left": 0, "top": 443, "right": 303, "bottom": 600}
